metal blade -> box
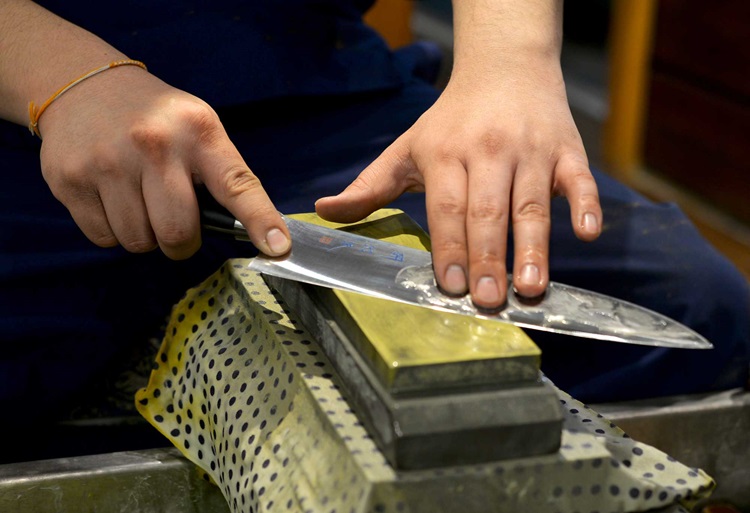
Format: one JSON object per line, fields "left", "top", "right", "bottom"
{"left": 248, "top": 217, "right": 713, "bottom": 350}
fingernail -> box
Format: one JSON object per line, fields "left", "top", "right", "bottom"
{"left": 443, "top": 265, "right": 467, "bottom": 295}
{"left": 265, "top": 228, "right": 290, "bottom": 255}
{"left": 520, "top": 264, "right": 540, "bottom": 287}
{"left": 582, "top": 212, "right": 599, "bottom": 234}
{"left": 475, "top": 276, "right": 500, "bottom": 305}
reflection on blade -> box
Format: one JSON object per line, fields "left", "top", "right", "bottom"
{"left": 248, "top": 217, "right": 713, "bottom": 350}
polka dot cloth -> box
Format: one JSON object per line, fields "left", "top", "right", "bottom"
{"left": 136, "top": 260, "right": 715, "bottom": 513}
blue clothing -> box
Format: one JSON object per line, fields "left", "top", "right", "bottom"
{"left": 35, "top": 0, "right": 409, "bottom": 106}
{"left": 1, "top": 1, "right": 748, "bottom": 426}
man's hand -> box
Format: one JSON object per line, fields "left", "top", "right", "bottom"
{"left": 315, "top": 0, "right": 601, "bottom": 310}
{"left": 37, "top": 65, "right": 290, "bottom": 259}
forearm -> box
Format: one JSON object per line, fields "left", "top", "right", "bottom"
{"left": 0, "top": 0, "right": 128, "bottom": 125}
{"left": 450, "top": 0, "right": 563, "bottom": 83}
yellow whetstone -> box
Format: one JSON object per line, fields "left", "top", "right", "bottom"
{"left": 286, "top": 209, "right": 542, "bottom": 393}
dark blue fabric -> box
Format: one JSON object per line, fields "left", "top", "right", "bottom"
{"left": 1, "top": 1, "right": 748, "bottom": 418}
{"left": 33, "top": 0, "right": 409, "bottom": 106}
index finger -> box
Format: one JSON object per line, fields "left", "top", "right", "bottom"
{"left": 195, "top": 135, "right": 290, "bottom": 256}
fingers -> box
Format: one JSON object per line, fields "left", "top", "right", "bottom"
{"left": 429, "top": 149, "right": 597, "bottom": 306}
{"left": 195, "top": 133, "right": 290, "bottom": 257}
{"left": 140, "top": 166, "right": 200, "bottom": 259}
{"left": 426, "top": 151, "right": 516, "bottom": 309}
{"left": 511, "top": 158, "right": 552, "bottom": 299}
{"left": 41, "top": 156, "right": 155, "bottom": 252}
{"left": 62, "top": 188, "right": 119, "bottom": 249}
{"left": 430, "top": 155, "right": 514, "bottom": 310}
{"left": 464, "top": 159, "right": 513, "bottom": 308}
{"left": 100, "top": 184, "right": 158, "bottom": 253}
{"left": 130, "top": 105, "right": 287, "bottom": 258}
{"left": 510, "top": 150, "right": 600, "bottom": 298}
{"left": 133, "top": 106, "right": 288, "bottom": 259}
{"left": 57, "top": 167, "right": 195, "bottom": 259}
{"left": 424, "top": 160, "right": 470, "bottom": 297}
{"left": 554, "top": 152, "right": 602, "bottom": 242}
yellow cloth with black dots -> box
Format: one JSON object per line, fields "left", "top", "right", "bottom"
{"left": 136, "top": 214, "right": 715, "bottom": 513}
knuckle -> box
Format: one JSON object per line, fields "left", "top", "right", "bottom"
{"left": 120, "top": 236, "right": 158, "bottom": 253}
{"left": 555, "top": 147, "right": 589, "bottom": 170}
{"left": 153, "top": 221, "right": 195, "bottom": 250}
{"left": 471, "top": 247, "right": 503, "bottom": 266}
{"left": 577, "top": 190, "right": 601, "bottom": 208}
{"left": 468, "top": 199, "right": 506, "bottom": 224}
{"left": 90, "top": 149, "right": 131, "bottom": 182}
{"left": 129, "top": 100, "right": 222, "bottom": 160}
{"left": 51, "top": 172, "right": 100, "bottom": 206}
{"left": 558, "top": 152, "right": 593, "bottom": 178}
{"left": 564, "top": 148, "right": 590, "bottom": 167}
{"left": 431, "top": 237, "right": 466, "bottom": 255}
{"left": 433, "top": 196, "right": 466, "bottom": 218}
{"left": 120, "top": 239, "right": 156, "bottom": 253}
{"left": 57, "top": 167, "right": 88, "bottom": 193}
{"left": 181, "top": 101, "right": 224, "bottom": 144}
{"left": 428, "top": 146, "right": 463, "bottom": 167}
{"left": 521, "top": 130, "right": 547, "bottom": 155}
{"left": 69, "top": 207, "right": 117, "bottom": 248}
{"left": 88, "top": 229, "right": 118, "bottom": 248}
{"left": 129, "top": 120, "right": 173, "bottom": 163}
{"left": 514, "top": 200, "right": 549, "bottom": 223}
{"left": 219, "top": 165, "right": 264, "bottom": 199}
{"left": 477, "top": 130, "right": 508, "bottom": 157}
{"left": 554, "top": 152, "right": 599, "bottom": 202}
{"left": 567, "top": 166, "right": 594, "bottom": 184}
{"left": 517, "top": 240, "right": 547, "bottom": 258}
{"left": 348, "top": 173, "right": 375, "bottom": 194}
{"left": 181, "top": 100, "right": 220, "bottom": 127}
{"left": 43, "top": 156, "right": 88, "bottom": 190}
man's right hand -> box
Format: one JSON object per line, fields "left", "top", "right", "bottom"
{"left": 36, "top": 64, "right": 290, "bottom": 260}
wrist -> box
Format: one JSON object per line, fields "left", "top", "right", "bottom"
{"left": 30, "top": 60, "right": 148, "bottom": 138}
{"left": 449, "top": 48, "right": 564, "bottom": 95}
{"left": 36, "top": 63, "right": 151, "bottom": 140}
{"left": 451, "top": 0, "right": 563, "bottom": 76}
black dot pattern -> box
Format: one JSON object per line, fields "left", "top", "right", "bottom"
{"left": 136, "top": 259, "right": 716, "bottom": 513}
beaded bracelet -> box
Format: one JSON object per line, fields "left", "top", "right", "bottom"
{"left": 28, "top": 59, "right": 147, "bottom": 138}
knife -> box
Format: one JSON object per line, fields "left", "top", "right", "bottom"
{"left": 198, "top": 198, "right": 712, "bottom": 350}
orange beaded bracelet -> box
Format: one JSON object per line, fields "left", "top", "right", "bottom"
{"left": 28, "top": 59, "right": 147, "bottom": 138}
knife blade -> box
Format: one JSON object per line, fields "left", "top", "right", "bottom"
{"left": 199, "top": 201, "right": 712, "bottom": 350}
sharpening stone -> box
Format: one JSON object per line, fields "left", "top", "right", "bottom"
{"left": 261, "top": 210, "right": 563, "bottom": 470}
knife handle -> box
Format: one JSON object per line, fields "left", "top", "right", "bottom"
{"left": 195, "top": 186, "right": 249, "bottom": 240}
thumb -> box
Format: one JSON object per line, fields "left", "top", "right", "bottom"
{"left": 315, "top": 143, "right": 420, "bottom": 223}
